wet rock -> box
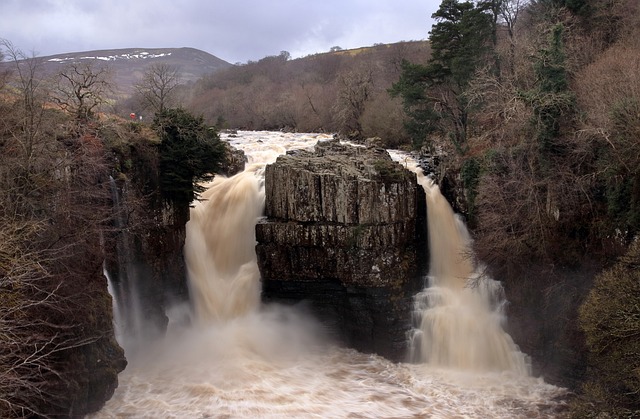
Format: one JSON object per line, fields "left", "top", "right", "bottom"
{"left": 221, "top": 142, "right": 246, "bottom": 176}
{"left": 256, "top": 140, "right": 427, "bottom": 361}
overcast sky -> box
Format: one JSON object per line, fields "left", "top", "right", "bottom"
{"left": 0, "top": 0, "right": 440, "bottom": 64}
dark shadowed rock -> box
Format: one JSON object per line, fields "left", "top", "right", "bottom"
{"left": 256, "top": 139, "right": 427, "bottom": 361}
{"left": 221, "top": 142, "right": 247, "bottom": 176}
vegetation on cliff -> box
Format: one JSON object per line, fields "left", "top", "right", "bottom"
{"left": 574, "top": 240, "right": 640, "bottom": 417}
{"left": 0, "top": 40, "right": 127, "bottom": 416}
{"left": 386, "top": 0, "right": 640, "bottom": 411}
{"left": 0, "top": 40, "right": 226, "bottom": 416}
{"left": 154, "top": 108, "right": 225, "bottom": 213}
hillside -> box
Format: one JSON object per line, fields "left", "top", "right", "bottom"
{"left": 26, "top": 47, "right": 231, "bottom": 96}
{"left": 186, "top": 41, "right": 431, "bottom": 146}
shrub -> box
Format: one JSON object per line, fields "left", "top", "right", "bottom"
{"left": 574, "top": 240, "right": 640, "bottom": 417}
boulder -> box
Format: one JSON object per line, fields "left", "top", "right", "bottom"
{"left": 256, "top": 139, "right": 427, "bottom": 361}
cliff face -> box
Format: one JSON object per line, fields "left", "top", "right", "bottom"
{"left": 104, "top": 138, "right": 247, "bottom": 342}
{"left": 60, "top": 240, "right": 127, "bottom": 416}
{"left": 256, "top": 140, "right": 426, "bottom": 361}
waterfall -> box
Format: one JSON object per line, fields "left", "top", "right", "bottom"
{"left": 410, "top": 171, "right": 530, "bottom": 374}
{"left": 182, "top": 142, "right": 530, "bottom": 373}
{"left": 92, "top": 132, "right": 565, "bottom": 419}
{"left": 184, "top": 165, "right": 265, "bottom": 322}
{"left": 106, "top": 176, "right": 145, "bottom": 348}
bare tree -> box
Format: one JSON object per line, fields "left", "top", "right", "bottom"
{"left": 53, "top": 61, "right": 112, "bottom": 124}
{"left": 135, "top": 63, "right": 181, "bottom": 114}
{"left": 0, "top": 39, "right": 61, "bottom": 213}
{"left": 500, "top": 0, "right": 528, "bottom": 75}
{"left": 333, "top": 68, "right": 374, "bottom": 140}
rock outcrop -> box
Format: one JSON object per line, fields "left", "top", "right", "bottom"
{"left": 256, "top": 139, "right": 427, "bottom": 361}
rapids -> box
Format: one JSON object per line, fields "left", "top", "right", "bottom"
{"left": 92, "top": 131, "right": 566, "bottom": 418}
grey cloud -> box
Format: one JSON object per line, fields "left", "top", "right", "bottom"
{"left": 1, "top": 0, "right": 437, "bottom": 63}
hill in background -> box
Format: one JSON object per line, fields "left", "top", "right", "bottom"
{"left": 31, "top": 47, "right": 232, "bottom": 96}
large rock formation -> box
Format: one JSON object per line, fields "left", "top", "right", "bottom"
{"left": 256, "top": 139, "right": 427, "bottom": 361}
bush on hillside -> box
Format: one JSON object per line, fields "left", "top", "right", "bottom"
{"left": 573, "top": 240, "right": 640, "bottom": 417}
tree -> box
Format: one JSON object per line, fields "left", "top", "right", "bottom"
{"left": 279, "top": 50, "right": 291, "bottom": 61}
{"left": 390, "top": 0, "right": 495, "bottom": 151}
{"left": 135, "top": 63, "right": 181, "bottom": 114}
{"left": 0, "top": 39, "right": 57, "bottom": 213}
{"left": 53, "top": 61, "right": 112, "bottom": 124}
{"left": 153, "top": 108, "right": 226, "bottom": 214}
{"left": 520, "top": 24, "right": 575, "bottom": 155}
{"left": 333, "top": 68, "right": 374, "bottom": 140}
{"left": 499, "top": 0, "right": 528, "bottom": 75}
{"left": 388, "top": 61, "right": 440, "bottom": 148}
{"left": 576, "top": 240, "right": 640, "bottom": 417}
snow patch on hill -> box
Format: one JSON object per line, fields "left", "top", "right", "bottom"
{"left": 48, "top": 51, "right": 172, "bottom": 63}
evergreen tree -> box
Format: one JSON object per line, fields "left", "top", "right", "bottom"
{"left": 390, "top": 0, "right": 494, "bottom": 151}
{"left": 520, "top": 24, "right": 575, "bottom": 155}
{"left": 153, "top": 108, "right": 225, "bottom": 210}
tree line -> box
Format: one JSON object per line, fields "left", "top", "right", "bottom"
{"left": 179, "top": 42, "right": 431, "bottom": 147}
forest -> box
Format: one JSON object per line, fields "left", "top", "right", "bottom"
{"left": 1, "top": 0, "right": 639, "bottom": 417}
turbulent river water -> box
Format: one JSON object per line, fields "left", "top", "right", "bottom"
{"left": 92, "top": 131, "right": 566, "bottom": 418}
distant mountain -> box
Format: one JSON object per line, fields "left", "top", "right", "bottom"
{"left": 30, "top": 47, "right": 232, "bottom": 96}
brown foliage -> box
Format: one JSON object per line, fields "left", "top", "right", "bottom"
{"left": 185, "top": 42, "right": 429, "bottom": 146}
{"left": 573, "top": 240, "right": 640, "bottom": 417}
{"left": 0, "top": 45, "right": 125, "bottom": 417}
{"left": 447, "top": 0, "right": 640, "bottom": 395}
{"left": 575, "top": 41, "right": 640, "bottom": 132}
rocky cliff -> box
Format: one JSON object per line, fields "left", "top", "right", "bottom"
{"left": 256, "top": 139, "right": 427, "bottom": 361}
{"left": 104, "top": 136, "right": 246, "bottom": 343}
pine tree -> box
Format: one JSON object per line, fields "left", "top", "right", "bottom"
{"left": 520, "top": 24, "right": 575, "bottom": 155}
{"left": 390, "top": 0, "right": 495, "bottom": 151}
{"left": 153, "top": 108, "right": 225, "bottom": 210}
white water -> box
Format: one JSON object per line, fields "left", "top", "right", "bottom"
{"left": 93, "top": 131, "right": 565, "bottom": 418}
{"left": 410, "top": 172, "right": 531, "bottom": 374}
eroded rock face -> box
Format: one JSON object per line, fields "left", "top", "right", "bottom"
{"left": 256, "top": 140, "right": 427, "bottom": 361}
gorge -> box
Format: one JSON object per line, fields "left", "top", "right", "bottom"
{"left": 92, "top": 131, "right": 566, "bottom": 418}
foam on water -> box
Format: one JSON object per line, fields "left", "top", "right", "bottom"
{"left": 93, "top": 312, "right": 563, "bottom": 418}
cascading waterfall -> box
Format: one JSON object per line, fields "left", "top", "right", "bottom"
{"left": 410, "top": 171, "right": 530, "bottom": 374}
{"left": 93, "top": 131, "right": 564, "bottom": 419}
{"left": 184, "top": 165, "right": 265, "bottom": 322}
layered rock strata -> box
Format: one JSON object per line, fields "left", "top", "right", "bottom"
{"left": 256, "top": 140, "right": 426, "bottom": 361}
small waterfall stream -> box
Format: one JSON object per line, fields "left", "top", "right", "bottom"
{"left": 105, "top": 176, "right": 146, "bottom": 350}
